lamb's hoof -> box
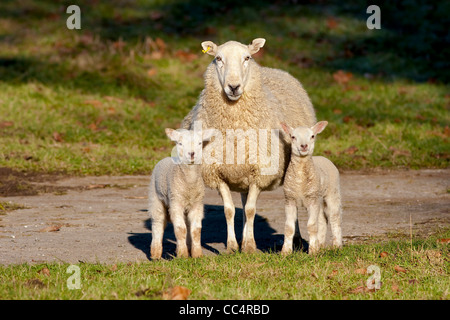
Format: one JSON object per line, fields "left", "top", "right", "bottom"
{"left": 241, "top": 240, "right": 257, "bottom": 254}
{"left": 280, "top": 246, "right": 292, "bottom": 256}
{"left": 226, "top": 240, "right": 239, "bottom": 254}
{"left": 191, "top": 247, "right": 203, "bottom": 258}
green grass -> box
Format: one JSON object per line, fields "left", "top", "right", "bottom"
{"left": 0, "top": 229, "right": 448, "bottom": 300}
{"left": 0, "top": 0, "right": 448, "bottom": 175}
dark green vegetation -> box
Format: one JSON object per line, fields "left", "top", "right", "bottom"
{"left": 0, "top": 0, "right": 448, "bottom": 174}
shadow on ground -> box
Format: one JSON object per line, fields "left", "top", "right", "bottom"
{"left": 127, "top": 204, "right": 302, "bottom": 260}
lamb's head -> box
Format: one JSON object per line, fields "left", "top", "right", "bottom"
{"left": 201, "top": 38, "right": 265, "bottom": 101}
{"left": 165, "top": 128, "right": 214, "bottom": 164}
{"left": 280, "top": 121, "right": 328, "bottom": 157}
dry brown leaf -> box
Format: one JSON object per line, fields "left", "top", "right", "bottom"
{"left": 380, "top": 251, "right": 389, "bottom": 258}
{"left": 147, "top": 68, "right": 158, "bottom": 77}
{"left": 327, "top": 269, "right": 338, "bottom": 279}
{"left": 39, "top": 224, "right": 62, "bottom": 232}
{"left": 38, "top": 267, "right": 50, "bottom": 276}
{"left": 354, "top": 268, "right": 367, "bottom": 274}
{"left": 0, "top": 121, "right": 14, "bottom": 128}
{"left": 394, "top": 265, "right": 407, "bottom": 273}
{"left": 391, "top": 284, "right": 402, "bottom": 293}
{"left": 84, "top": 99, "right": 103, "bottom": 108}
{"left": 342, "top": 146, "right": 358, "bottom": 155}
{"left": 52, "top": 132, "right": 63, "bottom": 142}
{"left": 333, "top": 109, "right": 342, "bottom": 114}
{"left": 163, "top": 286, "right": 191, "bottom": 300}
{"left": 437, "top": 238, "right": 450, "bottom": 244}
{"left": 175, "top": 50, "right": 198, "bottom": 62}
{"left": 311, "top": 272, "right": 319, "bottom": 279}
{"left": 408, "top": 279, "right": 419, "bottom": 285}
{"left": 326, "top": 17, "right": 339, "bottom": 29}
{"left": 333, "top": 70, "right": 353, "bottom": 85}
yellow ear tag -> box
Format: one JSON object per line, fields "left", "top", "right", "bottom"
{"left": 202, "top": 46, "right": 211, "bottom": 54}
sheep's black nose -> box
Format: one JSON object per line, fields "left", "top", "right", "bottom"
{"left": 228, "top": 84, "right": 240, "bottom": 94}
{"left": 188, "top": 152, "right": 195, "bottom": 158}
{"left": 301, "top": 144, "right": 308, "bottom": 149}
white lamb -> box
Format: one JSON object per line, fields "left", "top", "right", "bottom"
{"left": 149, "top": 128, "right": 213, "bottom": 260}
{"left": 280, "top": 121, "right": 343, "bottom": 254}
{"left": 181, "top": 38, "right": 316, "bottom": 253}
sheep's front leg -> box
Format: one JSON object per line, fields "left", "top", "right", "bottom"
{"left": 241, "top": 184, "right": 260, "bottom": 253}
{"left": 169, "top": 204, "right": 189, "bottom": 258}
{"left": 305, "top": 199, "right": 321, "bottom": 254}
{"left": 281, "top": 198, "right": 297, "bottom": 255}
{"left": 188, "top": 204, "right": 204, "bottom": 258}
{"left": 219, "top": 182, "right": 239, "bottom": 252}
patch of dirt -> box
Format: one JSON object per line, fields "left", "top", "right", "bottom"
{"left": 0, "top": 169, "right": 449, "bottom": 265}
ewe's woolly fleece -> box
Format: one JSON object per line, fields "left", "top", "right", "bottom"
{"left": 182, "top": 58, "right": 316, "bottom": 192}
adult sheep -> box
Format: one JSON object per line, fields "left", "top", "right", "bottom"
{"left": 181, "top": 38, "right": 316, "bottom": 253}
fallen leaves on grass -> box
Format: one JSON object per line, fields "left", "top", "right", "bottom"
{"left": 333, "top": 70, "right": 353, "bottom": 85}
{"left": 394, "top": 265, "right": 407, "bottom": 273}
{"left": 175, "top": 50, "right": 198, "bottom": 62}
{"left": 0, "top": 121, "right": 14, "bottom": 128}
{"left": 38, "top": 267, "right": 50, "bottom": 276}
{"left": 163, "top": 286, "right": 191, "bottom": 300}
{"left": 379, "top": 251, "right": 389, "bottom": 258}
{"left": 437, "top": 238, "right": 450, "bottom": 244}
{"left": 52, "top": 132, "right": 64, "bottom": 142}
{"left": 342, "top": 146, "right": 358, "bottom": 155}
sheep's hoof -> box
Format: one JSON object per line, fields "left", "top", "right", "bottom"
{"left": 191, "top": 247, "right": 203, "bottom": 258}
{"left": 226, "top": 240, "right": 239, "bottom": 254}
{"left": 280, "top": 246, "right": 292, "bottom": 256}
{"left": 241, "top": 240, "right": 257, "bottom": 254}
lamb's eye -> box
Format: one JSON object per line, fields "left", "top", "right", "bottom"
{"left": 198, "top": 142, "right": 202, "bottom": 145}
{"left": 311, "top": 135, "right": 315, "bottom": 139}
{"left": 291, "top": 136, "right": 296, "bottom": 140}
{"left": 216, "top": 56, "right": 222, "bottom": 62}
{"left": 244, "top": 56, "right": 250, "bottom": 61}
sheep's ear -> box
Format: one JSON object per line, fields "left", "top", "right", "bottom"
{"left": 201, "top": 129, "right": 216, "bottom": 142}
{"left": 165, "top": 128, "right": 180, "bottom": 141}
{"left": 311, "top": 121, "right": 328, "bottom": 135}
{"left": 201, "top": 41, "right": 217, "bottom": 56}
{"left": 280, "top": 122, "right": 293, "bottom": 137}
{"left": 248, "top": 38, "right": 266, "bottom": 55}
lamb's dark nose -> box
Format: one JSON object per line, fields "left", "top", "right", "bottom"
{"left": 228, "top": 84, "right": 240, "bottom": 94}
{"left": 188, "top": 152, "right": 195, "bottom": 159}
{"left": 300, "top": 144, "right": 308, "bottom": 149}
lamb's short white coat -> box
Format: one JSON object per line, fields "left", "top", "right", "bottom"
{"left": 280, "top": 121, "right": 343, "bottom": 254}
{"left": 149, "top": 128, "right": 212, "bottom": 259}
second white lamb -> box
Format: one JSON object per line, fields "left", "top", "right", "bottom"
{"left": 280, "top": 121, "right": 343, "bottom": 254}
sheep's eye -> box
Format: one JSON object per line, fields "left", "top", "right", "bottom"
{"left": 216, "top": 56, "right": 222, "bottom": 62}
{"left": 291, "top": 136, "right": 296, "bottom": 140}
{"left": 198, "top": 142, "right": 202, "bottom": 145}
{"left": 244, "top": 56, "right": 250, "bottom": 61}
{"left": 311, "top": 135, "right": 315, "bottom": 139}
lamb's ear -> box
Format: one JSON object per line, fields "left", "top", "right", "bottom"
{"left": 201, "top": 129, "right": 216, "bottom": 142}
{"left": 311, "top": 121, "right": 328, "bottom": 135}
{"left": 248, "top": 38, "right": 266, "bottom": 55}
{"left": 280, "top": 122, "right": 293, "bottom": 137}
{"left": 165, "top": 128, "right": 180, "bottom": 141}
{"left": 201, "top": 41, "right": 217, "bottom": 56}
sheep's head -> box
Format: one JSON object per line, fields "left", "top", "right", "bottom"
{"left": 165, "top": 128, "right": 214, "bottom": 164}
{"left": 280, "top": 121, "right": 328, "bottom": 157}
{"left": 201, "top": 38, "right": 265, "bottom": 101}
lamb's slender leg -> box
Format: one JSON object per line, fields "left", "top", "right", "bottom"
{"left": 325, "top": 195, "right": 343, "bottom": 248}
{"left": 317, "top": 203, "right": 328, "bottom": 247}
{"left": 305, "top": 199, "right": 321, "bottom": 254}
{"left": 241, "top": 184, "right": 260, "bottom": 253}
{"left": 188, "top": 204, "right": 204, "bottom": 258}
{"left": 150, "top": 200, "right": 166, "bottom": 260}
{"left": 281, "top": 198, "right": 297, "bottom": 255}
{"left": 219, "top": 182, "right": 239, "bottom": 252}
{"left": 169, "top": 204, "right": 189, "bottom": 258}
{"left": 240, "top": 192, "right": 248, "bottom": 234}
